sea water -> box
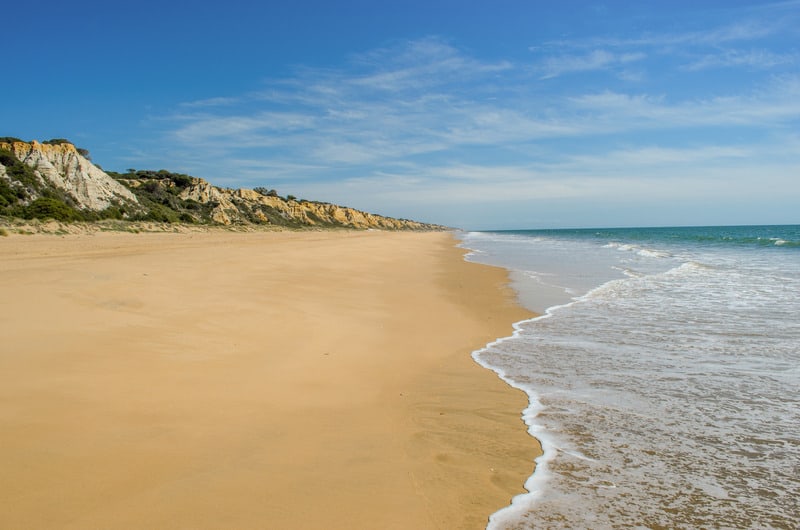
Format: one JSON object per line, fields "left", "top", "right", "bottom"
{"left": 459, "top": 226, "right": 800, "bottom": 529}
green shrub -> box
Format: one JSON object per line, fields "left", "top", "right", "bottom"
{"left": 171, "top": 175, "right": 192, "bottom": 188}
{"left": 0, "top": 178, "right": 22, "bottom": 207}
{"left": 99, "top": 205, "right": 124, "bottom": 220}
{"left": 7, "top": 163, "right": 37, "bottom": 184}
{"left": 0, "top": 150, "right": 40, "bottom": 190}
{"left": 135, "top": 203, "right": 179, "bottom": 223}
{"left": 254, "top": 187, "right": 279, "bottom": 197}
{"left": 0, "top": 148, "right": 20, "bottom": 169}
{"left": 22, "top": 197, "right": 80, "bottom": 221}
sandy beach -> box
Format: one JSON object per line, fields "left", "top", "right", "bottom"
{"left": 0, "top": 229, "right": 538, "bottom": 529}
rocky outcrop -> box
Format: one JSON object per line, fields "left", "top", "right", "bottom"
{"left": 172, "top": 179, "right": 441, "bottom": 229}
{"left": 0, "top": 140, "right": 137, "bottom": 210}
{"left": 1, "top": 139, "right": 443, "bottom": 230}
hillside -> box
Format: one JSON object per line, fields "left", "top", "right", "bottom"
{"left": 0, "top": 138, "right": 444, "bottom": 230}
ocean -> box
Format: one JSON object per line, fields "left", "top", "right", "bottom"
{"left": 458, "top": 225, "right": 799, "bottom": 529}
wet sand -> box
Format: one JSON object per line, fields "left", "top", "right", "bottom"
{"left": 0, "top": 230, "right": 539, "bottom": 529}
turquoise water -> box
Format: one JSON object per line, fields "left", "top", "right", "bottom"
{"left": 505, "top": 225, "right": 800, "bottom": 248}
{"left": 459, "top": 225, "right": 800, "bottom": 529}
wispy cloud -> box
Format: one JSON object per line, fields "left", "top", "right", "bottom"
{"left": 164, "top": 48, "right": 800, "bottom": 162}
{"left": 560, "top": 144, "right": 755, "bottom": 171}
{"left": 538, "top": 50, "right": 646, "bottom": 79}
{"left": 348, "top": 37, "right": 512, "bottom": 91}
{"left": 683, "top": 49, "right": 797, "bottom": 71}
{"left": 179, "top": 96, "right": 241, "bottom": 108}
{"left": 139, "top": 23, "right": 799, "bottom": 226}
{"left": 543, "top": 19, "right": 780, "bottom": 51}
{"left": 171, "top": 111, "right": 318, "bottom": 144}
{"left": 534, "top": 7, "right": 798, "bottom": 76}
{"left": 568, "top": 77, "right": 800, "bottom": 129}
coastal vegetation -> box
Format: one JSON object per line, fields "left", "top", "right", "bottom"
{"left": 0, "top": 138, "right": 443, "bottom": 230}
{"left": 0, "top": 147, "right": 120, "bottom": 222}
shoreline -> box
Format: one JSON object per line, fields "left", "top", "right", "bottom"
{"left": 0, "top": 230, "right": 540, "bottom": 529}
{"left": 471, "top": 315, "right": 552, "bottom": 529}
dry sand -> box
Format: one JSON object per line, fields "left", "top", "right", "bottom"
{"left": 0, "top": 230, "right": 539, "bottom": 529}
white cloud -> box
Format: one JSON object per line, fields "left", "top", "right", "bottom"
{"left": 534, "top": 9, "right": 797, "bottom": 77}
{"left": 166, "top": 60, "right": 800, "bottom": 167}
{"left": 141, "top": 33, "right": 800, "bottom": 227}
{"left": 539, "top": 50, "right": 646, "bottom": 79}
{"left": 350, "top": 36, "right": 512, "bottom": 89}
{"left": 546, "top": 19, "right": 780, "bottom": 51}
{"left": 170, "top": 112, "right": 318, "bottom": 146}
{"left": 684, "top": 49, "right": 797, "bottom": 71}
{"left": 567, "top": 76, "right": 800, "bottom": 130}
{"left": 179, "top": 96, "right": 240, "bottom": 108}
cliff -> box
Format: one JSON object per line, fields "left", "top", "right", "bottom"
{"left": 120, "top": 174, "right": 441, "bottom": 229}
{"left": 0, "top": 139, "right": 444, "bottom": 230}
{"left": 0, "top": 140, "right": 137, "bottom": 210}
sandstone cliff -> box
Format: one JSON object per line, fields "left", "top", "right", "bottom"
{"left": 0, "top": 140, "right": 137, "bottom": 210}
{"left": 1, "top": 139, "right": 443, "bottom": 230}
{"left": 121, "top": 175, "right": 442, "bottom": 229}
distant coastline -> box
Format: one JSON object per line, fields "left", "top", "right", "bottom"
{"left": 0, "top": 138, "right": 446, "bottom": 231}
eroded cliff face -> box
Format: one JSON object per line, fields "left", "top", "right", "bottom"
{"left": 173, "top": 178, "right": 441, "bottom": 229}
{"left": 1, "top": 139, "right": 443, "bottom": 230}
{"left": 0, "top": 140, "right": 137, "bottom": 210}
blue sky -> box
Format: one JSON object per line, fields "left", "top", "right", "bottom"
{"left": 2, "top": 1, "right": 799, "bottom": 229}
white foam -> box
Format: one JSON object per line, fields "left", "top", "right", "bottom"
{"left": 637, "top": 248, "right": 672, "bottom": 258}
{"left": 457, "top": 229, "right": 800, "bottom": 528}
{"left": 471, "top": 314, "right": 560, "bottom": 530}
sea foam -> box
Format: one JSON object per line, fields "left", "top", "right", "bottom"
{"left": 461, "top": 226, "right": 800, "bottom": 529}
